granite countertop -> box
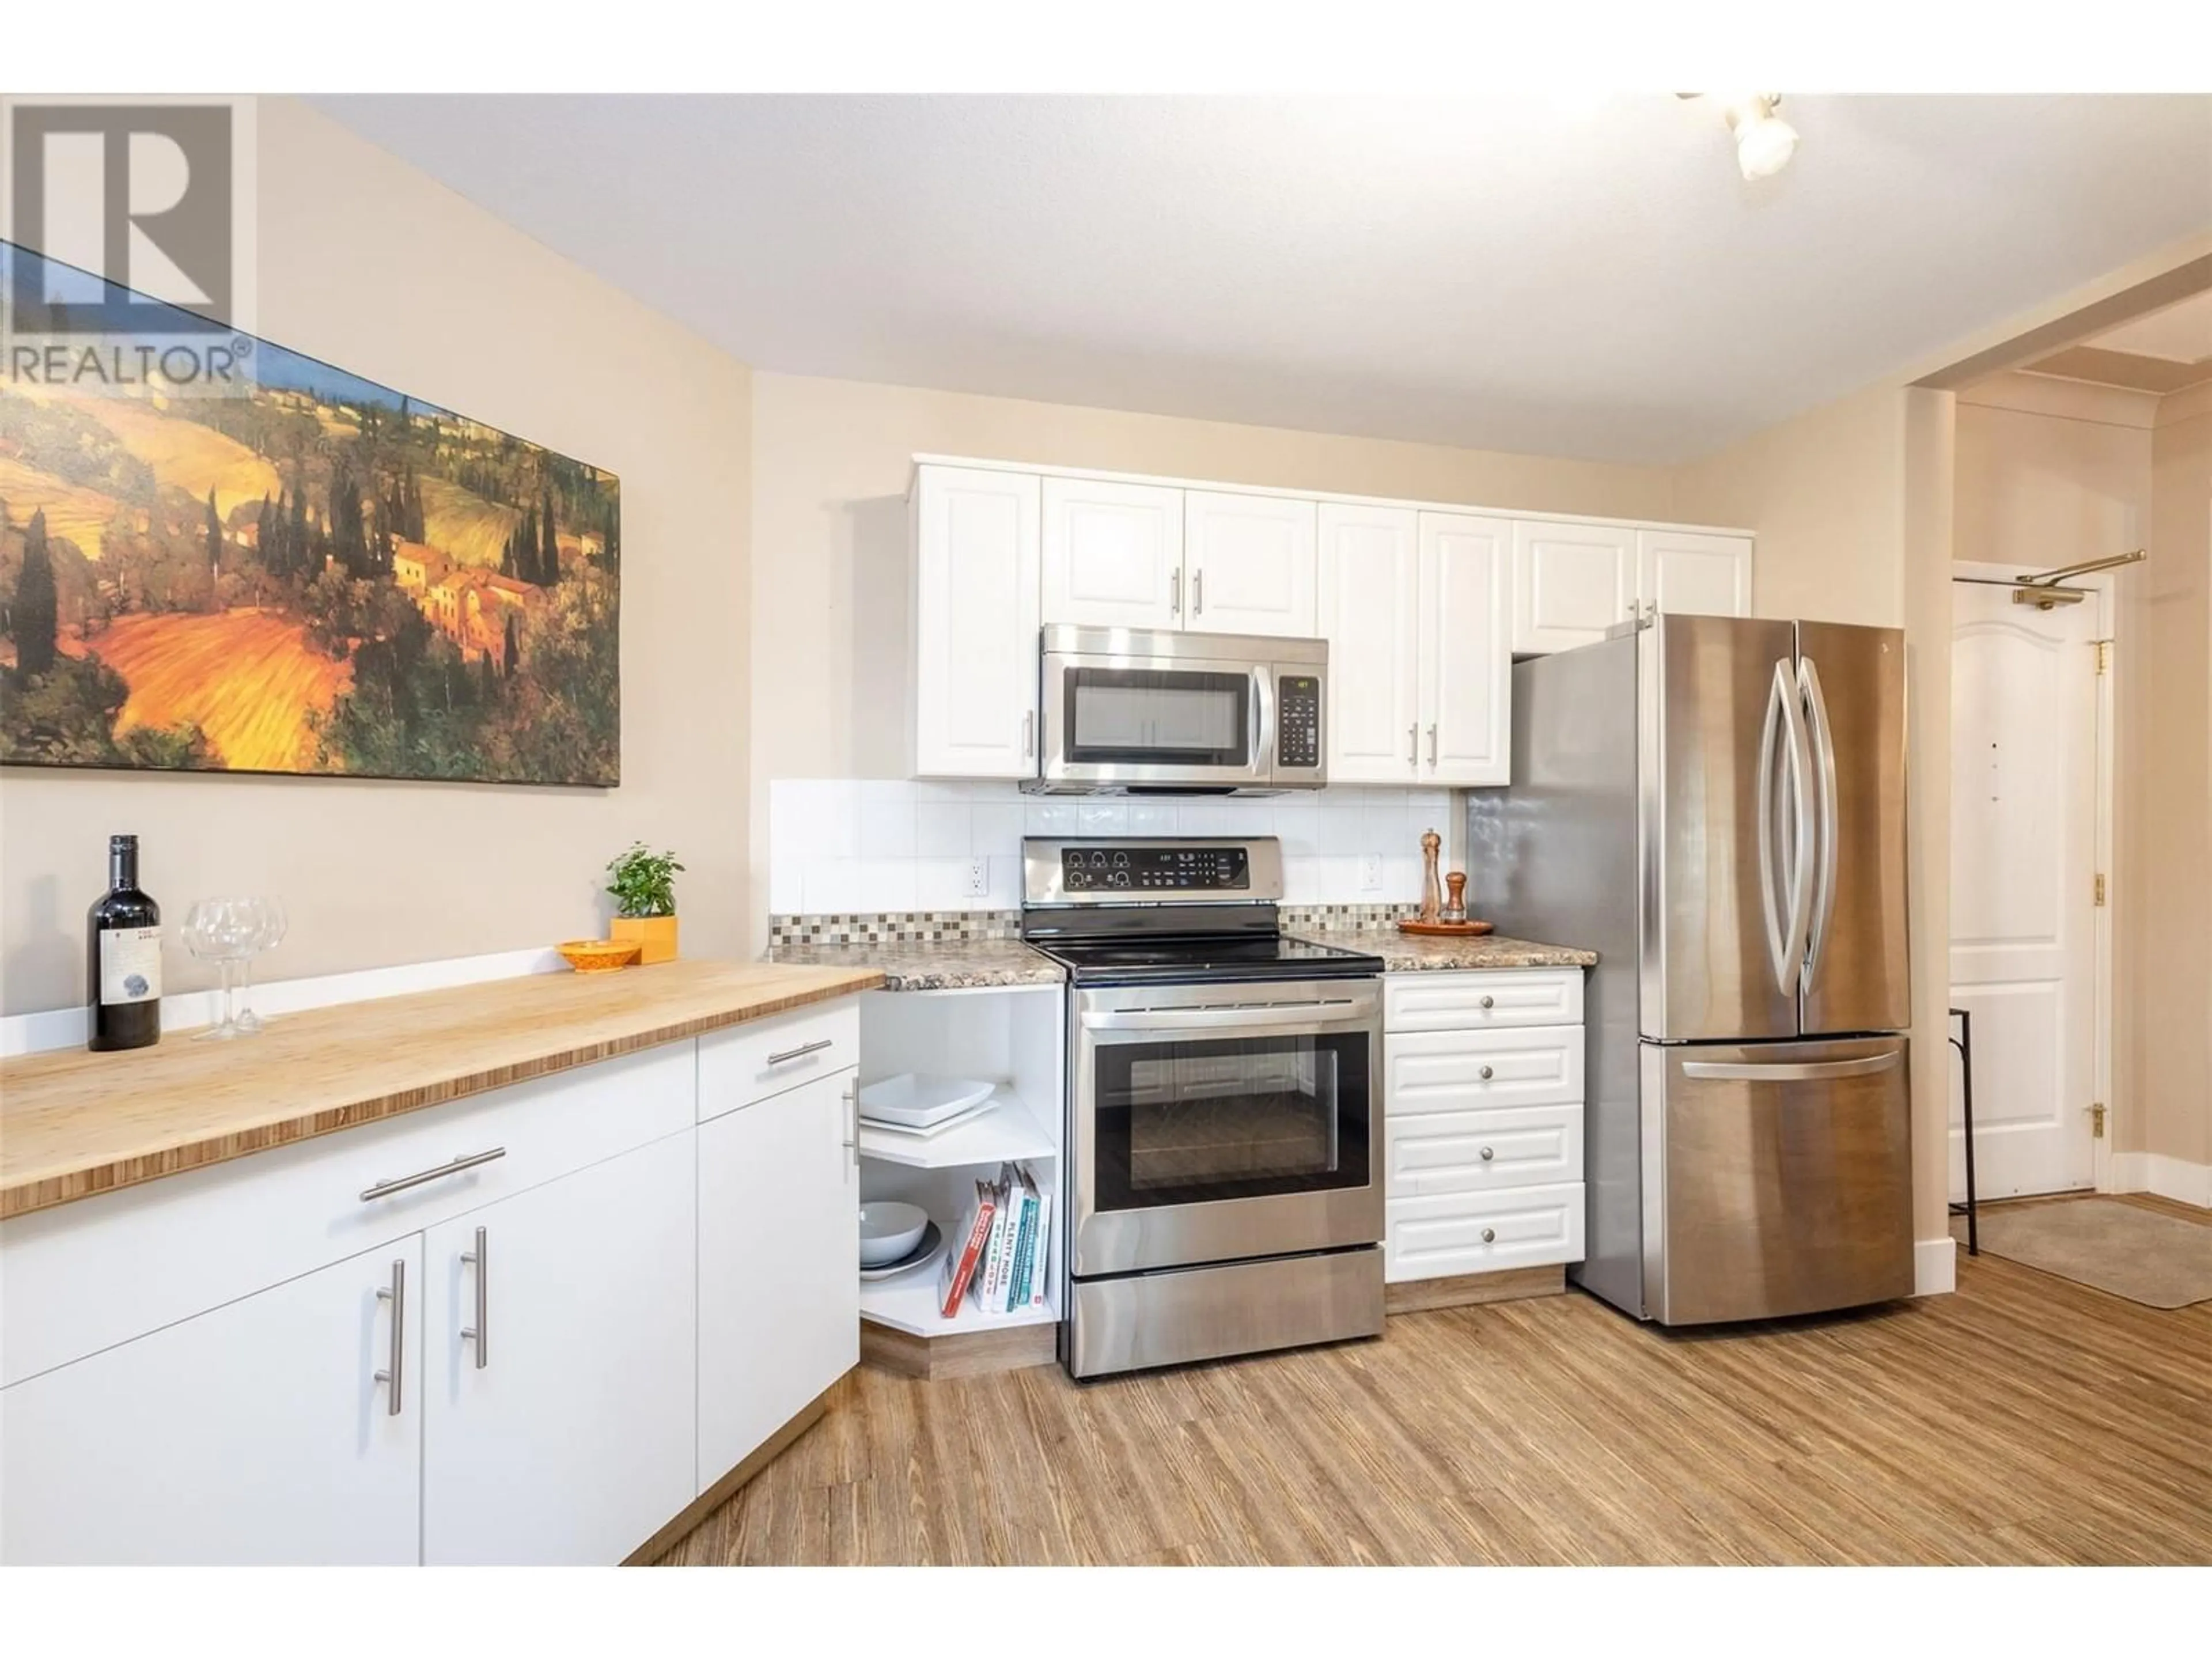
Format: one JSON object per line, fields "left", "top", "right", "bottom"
{"left": 1289, "top": 927, "right": 1597, "bottom": 973}
{"left": 768, "top": 937, "right": 1066, "bottom": 992}
{"left": 0, "top": 960, "right": 883, "bottom": 1219}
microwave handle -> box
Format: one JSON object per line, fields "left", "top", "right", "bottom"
{"left": 1253, "top": 665, "right": 1277, "bottom": 777}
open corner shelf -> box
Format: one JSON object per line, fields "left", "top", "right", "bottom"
{"left": 858, "top": 1268, "right": 1059, "bottom": 1337}
{"left": 855, "top": 1085, "right": 1058, "bottom": 1171}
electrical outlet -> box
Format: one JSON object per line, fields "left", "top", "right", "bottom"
{"left": 966, "top": 857, "right": 990, "bottom": 897}
{"left": 1358, "top": 854, "right": 1383, "bottom": 892}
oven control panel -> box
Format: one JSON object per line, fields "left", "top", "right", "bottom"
{"left": 1275, "top": 674, "right": 1321, "bottom": 770}
{"left": 1060, "top": 844, "right": 1251, "bottom": 892}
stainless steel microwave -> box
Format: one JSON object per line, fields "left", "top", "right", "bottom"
{"left": 1030, "top": 625, "right": 1327, "bottom": 795}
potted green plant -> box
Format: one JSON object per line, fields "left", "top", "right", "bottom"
{"left": 605, "top": 842, "right": 685, "bottom": 964}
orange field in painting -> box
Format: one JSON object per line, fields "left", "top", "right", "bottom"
{"left": 0, "top": 457, "right": 130, "bottom": 554}
{"left": 56, "top": 389, "right": 285, "bottom": 519}
{"left": 64, "top": 610, "right": 352, "bottom": 772}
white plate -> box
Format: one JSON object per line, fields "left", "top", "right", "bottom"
{"left": 858, "top": 1099, "right": 997, "bottom": 1139}
{"left": 859, "top": 1221, "right": 946, "bottom": 1282}
{"left": 858, "top": 1073, "right": 997, "bottom": 1129}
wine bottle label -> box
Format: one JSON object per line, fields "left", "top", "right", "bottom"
{"left": 99, "top": 927, "right": 162, "bottom": 1006}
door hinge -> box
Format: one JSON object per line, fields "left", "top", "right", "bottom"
{"left": 2094, "top": 873, "right": 2107, "bottom": 907}
{"left": 2090, "top": 1102, "right": 2107, "bottom": 1139}
{"left": 2093, "top": 639, "right": 2113, "bottom": 675}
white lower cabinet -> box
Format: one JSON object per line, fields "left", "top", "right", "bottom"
{"left": 421, "top": 1130, "right": 698, "bottom": 1566}
{"left": 698, "top": 1066, "right": 859, "bottom": 1490}
{"left": 1, "top": 1241, "right": 423, "bottom": 1565}
{"left": 1381, "top": 969, "right": 1587, "bottom": 1286}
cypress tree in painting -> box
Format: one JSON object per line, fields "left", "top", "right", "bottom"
{"left": 502, "top": 612, "right": 520, "bottom": 679}
{"left": 539, "top": 486, "right": 558, "bottom": 585}
{"left": 204, "top": 488, "right": 222, "bottom": 572}
{"left": 10, "top": 508, "right": 58, "bottom": 677}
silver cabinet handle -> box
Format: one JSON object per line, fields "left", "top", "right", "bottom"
{"left": 1193, "top": 568, "right": 1205, "bottom": 616}
{"left": 1479, "top": 1146, "right": 1495, "bottom": 1162}
{"left": 1022, "top": 708, "right": 1035, "bottom": 759}
{"left": 767, "top": 1037, "right": 832, "bottom": 1067}
{"left": 1478, "top": 1064, "right": 1495, "bottom": 1080}
{"left": 1426, "top": 724, "right": 1438, "bottom": 766}
{"left": 374, "top": 1257, "right": 406, "bottom": 1416}
{"left": 1408, "top": 722, "right": 1419, "bottom": 767}
{"left": 1170, "top": 567, "right": 1182, "bottom": 617}
{"left": 1479, "top": 994, "right": 1495, "bottom": 1010}
{"left": 460, "top": 1226, "right": 488, "bottom": 1370}
{"left": 359, "top": 1147, "right": 505, "bottom": 1203}
{"left": 841, "top": 1078, "right": 859, "bottom": 1174}
{"left": 1480, "top": 1227, "right": 1497, "bottom": 1244}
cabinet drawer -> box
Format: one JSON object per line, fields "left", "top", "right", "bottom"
{"left": 1385, "top": 1024, "right": 1584, "bottom": 1113}
{"left": 1385, "top": 1103, "right": 1583, "bottom": 1196}
{"left": 1384, "top": 1181, "right": 1585, "bottom": 1283}
{"left": 1, "top": 1044, "right": 694, "bottom": 1388}
{"left": 1385, "top": 970, "right": 1582, "bottom": 1033}
{"left": 698, "top": 1001, "right": 859, "bottom": 1123}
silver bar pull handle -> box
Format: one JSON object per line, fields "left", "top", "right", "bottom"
{"left": 460, "top": 1226, "right": 488, "bottom": 1369}
{"left": 359, "top": 1147, "right": 506, "bottom": 1203}
{"left": 1682, "top": 1052, "right": 1901, "bottom": 1083}
{"left": 1426, "top": 724, "right": 1438, "bottom": 766}
{"left": 1797, "top": 656, "right": 1840, "bottom": 994}
{"left": 1408, "top": 722, "right": 1419, "bottom": 767}
{"left": 374, "top": 1257, "right": 406, "bottom": 1416}
{"left": 1022, "top": 708, "right": 1035, "bottom": 759}
{"left": 1169, "top": 567, "right": 1181, "bottom": 617}
{"left": 1193, "top": 568, "right": 1204, "bottom": 616}
{"left": 842, "top": 1078, "right": 859, "bottom": 1175}
{"left": 766, "top": 1037, "right": 833, "bottom": 1067}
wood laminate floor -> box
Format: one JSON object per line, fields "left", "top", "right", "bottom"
{"left": 659, "top": 1198, "right": 2212, "bottom": 1566}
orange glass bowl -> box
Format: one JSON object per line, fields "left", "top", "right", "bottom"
{"left": 558, "top": 938, "right": 642, "bottom": 974}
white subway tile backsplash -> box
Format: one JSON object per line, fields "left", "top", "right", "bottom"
{"left": 770, "top": 779, "right": 1451, "bottom": 917}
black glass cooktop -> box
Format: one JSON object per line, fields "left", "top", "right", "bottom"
{"left": 1028, "top": 932, "right": 1383, "bottom": 987}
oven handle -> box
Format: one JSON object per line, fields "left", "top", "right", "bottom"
{"left": 1081, "top": 997, "right": 1377, "bottom": 1033}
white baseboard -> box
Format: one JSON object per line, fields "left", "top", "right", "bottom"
{"left": 1914, "top": 1236, "right": 1957, "bottom": 1296}
{"left": 2, "top": 945, "right": 563, "bottom": 1058}
{"left": 2111, "top": 1152, "right": 2212, "bottom": 1210}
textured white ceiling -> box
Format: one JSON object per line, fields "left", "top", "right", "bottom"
{"left": 312, "top": 94, "right": 2212, "bottom": 465}
{"left": 2086, "top": 287, "right": 2212, "bottom": 362}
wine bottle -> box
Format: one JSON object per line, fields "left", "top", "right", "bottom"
{"left": 88, "top": 834, "right": 161, "bottom": 1052}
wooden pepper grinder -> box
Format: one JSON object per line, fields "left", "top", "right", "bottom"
{"left": 1441, "top": 871, "right": 1469, "bottom": 924}
{"left": 1419, "top": 830, "right": 1444, "bottom": 922}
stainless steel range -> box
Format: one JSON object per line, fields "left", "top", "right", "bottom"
{"left": 1021, "top": 836, "right": 1385, "bottom": 1379}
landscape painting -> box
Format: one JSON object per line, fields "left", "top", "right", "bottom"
{"left": 0, "top": 243, "right": 620, "bottom": 786}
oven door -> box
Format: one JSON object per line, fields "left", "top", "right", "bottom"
{"left": 1071, "top": 979, "right": 1384, "bottom": 1276}
{"left": 1039, "top": 643, "right": 1275, "bottom": 791}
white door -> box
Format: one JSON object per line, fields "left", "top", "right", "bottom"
{"left": 698, "top": 1068, "right": 858, "bottom": 1491}
{"left": 1183, "top": 491, "right": 1317, "bottom": 637}
{"left": 421, "top": 1130, "right": 696, "bottom": 1565}
{"left": 1041, "top": 477, "right": 1184, "bottom": 630}
{"left": 1, "top": 1241, "right": 422, "bottom": 1564}
{"left": 1317, "top": 503, "right": 1420, "bottom": 782}
{"left": 1419, "top": 512, "right": 1512, "bottom": 785}
{"left": 1510, "top": 521, "right": 1637, "bottom": 654}
{"left": 1948, "top": 582, "right": 2100, "bottom": 1199}
{"left": 912, "top": 465, "right": 1041, "bottom": 779}
{"left": 1637, "top": 529, "right": 1752, "bottom": 620}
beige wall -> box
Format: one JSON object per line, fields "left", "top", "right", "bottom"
{"left": 0, "top": 99, "right": 753, "bottom": 1014}
{"left": 745, "top": 369, "right": 1678, "bottom": 950}
{"left": 2139, "top": 385, "right": 2212, "bottom": 1168}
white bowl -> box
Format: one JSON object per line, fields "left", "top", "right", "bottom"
{"left": 858, "top": 1201, "right": 931, "bottom": 1267}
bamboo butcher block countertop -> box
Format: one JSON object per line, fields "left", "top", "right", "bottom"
{"left": 0, "top": 959, "right": 882, "bottom": 1221}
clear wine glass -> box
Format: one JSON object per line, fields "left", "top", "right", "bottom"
{"left": 183, "top": 899, "right": 255, "bottom": 1041}
{"left": 233, "top": 897, "right": 287, "bottom": 1035}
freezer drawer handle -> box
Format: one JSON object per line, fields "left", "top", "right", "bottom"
{"left": 1680, "top": 1052, "right": 1901, "bottom": 1083}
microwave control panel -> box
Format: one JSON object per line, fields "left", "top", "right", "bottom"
{"left": 1276, "top": 675, "right": 1321, "bottom": 769}
{"left": 1060, "top": 844, "right": 1249, "bottom": 892}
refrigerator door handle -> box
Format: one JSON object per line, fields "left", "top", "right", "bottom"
{"left": 1797, "top": 655, "right": 1841, "bottom": 993}
{"left": 1681, "top": 1051, "right": 1902, "bottom": 1083}
{"left": 1771, "top": 658, "right": 1817, "bottom": 996}
{"left": 1757, "top": 662, "right": 1791, "bottom": 994}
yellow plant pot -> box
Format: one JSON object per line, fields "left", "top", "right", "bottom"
{"left": 611, "top": 914, "right": 679, "bottom": 965}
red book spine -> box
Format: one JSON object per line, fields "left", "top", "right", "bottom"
{"left": 940, "top": 1194, "right": 997, "bottom": 1317}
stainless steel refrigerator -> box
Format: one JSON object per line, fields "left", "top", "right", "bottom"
{"left": 1468, "top": 613, "right": 1915, "bottom": 1324}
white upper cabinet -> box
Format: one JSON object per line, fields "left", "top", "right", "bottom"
{"left": 1183, "top": 491, "right": 1318, "bottom": 637}
{"left": 1041, "top": 477, "right": 1184, "bottom": 630}
{"left": 420, "top": 1131, "right": 696, "bottom": 1566}
{"left": 1319, "top": 504, "right": 1421, "bottom": 782}
{"left": 1419, "top": 513, "right": 1511, "bottom": 786}
{"left": 1637, "top": 529, "right": 1752, "bottom": 621}
{"left": 912, "top": 465, "right": 1041, "bottom": 779}
{"left": 1510, "top": 521, "right": 1637, "bottom": 656}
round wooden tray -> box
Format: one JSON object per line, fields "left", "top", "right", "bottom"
{"left": 1396, "top": 918, "right": 1495, "bottom": 937}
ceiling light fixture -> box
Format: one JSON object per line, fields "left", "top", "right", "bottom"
{"left": 1680, "top": 92, "right": 1800, "bottom": 181}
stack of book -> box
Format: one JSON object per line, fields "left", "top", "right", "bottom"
{"left": 938, "top": 1162, "right": 1051, "bottom": 1319}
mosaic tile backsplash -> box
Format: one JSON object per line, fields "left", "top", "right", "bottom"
{"left": 767, "top": 778, "right": 1456, "bottom": 915}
